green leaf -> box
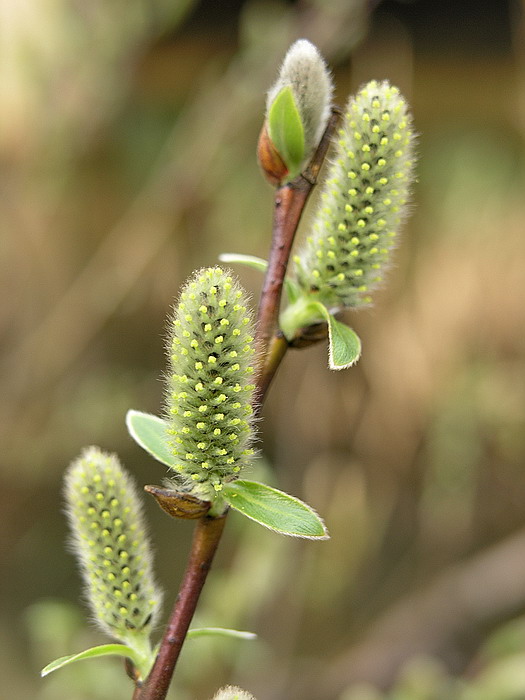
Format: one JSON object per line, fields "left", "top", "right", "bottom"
{"left": 187, "top": 627, "right": 257, "bottom": 641}
{"left": 41, "top": 644, "right": 142, "bottom": 677}
{"left": 268, "top": 86, "right": 305, "bottom": 178}
{"left": 307, "top": 302, "right": 361, "bottom": 370}
{"left": 126, "top": 410, "right": 177, "bottom": 468}
{"left": 219, "top": 252, "right": 298, "bottom": 301}
{"left": 283, "top": 277, "right": 302, "bottom": 304}
{"left": 325, "top": 313, "right": 361, "bottom": 370}
{"left": 223, "top": 480, "right": 328, "bottom": 539}
{"left": 218, "top": 253, "right": 268, "bottom": 273}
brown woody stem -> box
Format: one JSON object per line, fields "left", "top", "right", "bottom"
{"left": 135, "top": 515, "right": 227, "bottom": 700}
{"left": 134, "top": 108, "right": 340, "bottom": 700}
{"left": 255, "top": 108, "right": 341, "bottom": 401}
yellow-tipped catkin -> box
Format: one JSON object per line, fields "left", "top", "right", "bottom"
{"left": 166, "top": 267, "right": 257, "bottom": 501}
{"left": 64, "top": 447, "right": 162, "bottom": 643}
{"left": 293, "top": 80, "right": 416, "bottom": 308}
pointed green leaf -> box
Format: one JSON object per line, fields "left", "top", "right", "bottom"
{"left": 223, "top": 480, "right": 328, "bottom": 539}
{"left": 218, "top": 253, "right": 268, "bottom": 273}
{"left": 41, "top": 644, "right": 142, "bottom": 677}
{"left": 126, "top": 410, "right": 177, "bottom": 468}
{"left": 187, "top": 627, "right": 257, "bottom": 641}
{"left": 325, "top": 313, "right": 361, "bottom": 370}
{"left": 280, "top": 298, "right": 361, "bottom": 369}
{"left": 219, "top": 253, "right": 298, "bottom": 301}
{"left": 268, "top": 86, "right": 305, "bottom": 177}
{"left": 307, "top": 302, "right": 361, "bottom": 370}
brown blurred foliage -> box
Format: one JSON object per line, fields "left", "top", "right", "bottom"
{"left": 2, "top": 1, "right": 525, "bottom": 698}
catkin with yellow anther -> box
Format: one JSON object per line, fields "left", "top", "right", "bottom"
{"left": 64, "top": 447, "right": 162, "bottom": 644}
{"left": 166, "top": 267, "right": 257, "bottom": 501}
{"left": 293, "top": 80, "right": 416, "bottom": 308}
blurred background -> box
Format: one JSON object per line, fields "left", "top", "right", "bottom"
{"left": 2, "top": 0, "right": 525, "bottom": 698}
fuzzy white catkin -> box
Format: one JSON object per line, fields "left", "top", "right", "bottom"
{"left": 267, "top": 39, "right": 333, "bottom": 163}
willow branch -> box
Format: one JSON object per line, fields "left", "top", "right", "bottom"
{"left": 255, "top": 108, "right": 341, "bottom": 401}
{"left": 134, "top": 109, "right": 340, "bottom": 700}
{"left": 135, "top": 515, "right": 227, "bottom": 700}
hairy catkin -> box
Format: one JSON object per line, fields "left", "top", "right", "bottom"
{"left": 166, "top": 267, "right": 257, "bottom": 500}
{"left": 293, "top": 80, "right": 416, "bottom": 309}
{"left": 64, "top": 447, "right": 162, "bottom": 642}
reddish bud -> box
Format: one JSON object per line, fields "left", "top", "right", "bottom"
{"left": 257, "top": 122, "right": 289, "bottom": 186}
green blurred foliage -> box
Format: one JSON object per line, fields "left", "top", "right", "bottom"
{"left": 2, "top": 0, "right": 525, "bottom": 698}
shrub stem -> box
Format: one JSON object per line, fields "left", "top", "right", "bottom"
{"left": 135, "top": 515, "right": 227, "bottom": 700}
{"left": 255, "top": 107, "right": 341, "bottom": 400}
{"left": 134, "top": 108, "right": 340, "bottom": 700}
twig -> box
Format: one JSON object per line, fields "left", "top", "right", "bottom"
{"left": 136, "top": 515, "right": 227, "bottom": 700}
{"left": 135, "top": 109, "right": 341, "bottom": 700}
{"left": 255, "top": 108, "right": 341, "bottom": 401}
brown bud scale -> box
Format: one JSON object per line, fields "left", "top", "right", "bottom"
{"left": 145, "top": 484, "right": 211, "bottom": 519}
{"left": 257, "top": 122, "right": 289, "bottom": 186}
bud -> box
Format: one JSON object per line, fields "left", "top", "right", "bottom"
{"left": 212, "top": 686, "right": 256, "bottom": 700}
{"left": 64, "top": 447, "right": 162, "bottom": 646}
{"left": 292, "top": 80, "right": 416, "bottom": 308}
{"left": 259, "top": 39, "right": 333, "bottom": 185}
{"left": 257, "top": 122, "right": 290, "bottom": 187}
{"left": 166, "top": 267, "right": 257, "bottom": 501}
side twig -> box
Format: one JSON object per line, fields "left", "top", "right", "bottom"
{"left": 135, "top": 108, "right": 340, "bottom": 700}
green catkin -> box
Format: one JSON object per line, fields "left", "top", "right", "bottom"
{"left": 64, "top": 447, "right": 162, "bottom": 645}
{"left": 166, "top": 267, "right": 257, "bottom": 501}
{"left": 293, "top": 80, "right": 415, "bottom": 309}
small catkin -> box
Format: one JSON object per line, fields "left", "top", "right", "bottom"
{"left": 212, "top": 686, "right": 256, "bottom": 700}
{"left": 64, "top": 447, "right": 162, "bottom": 642}
{"left": 267, "top": 39, "right": 333, "bottom": 161}
{"left": 166, "top": 267, "right": 257, "bottom": 501}
{"left": 294, "top": 80, "right": 416, "bottom": 309}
